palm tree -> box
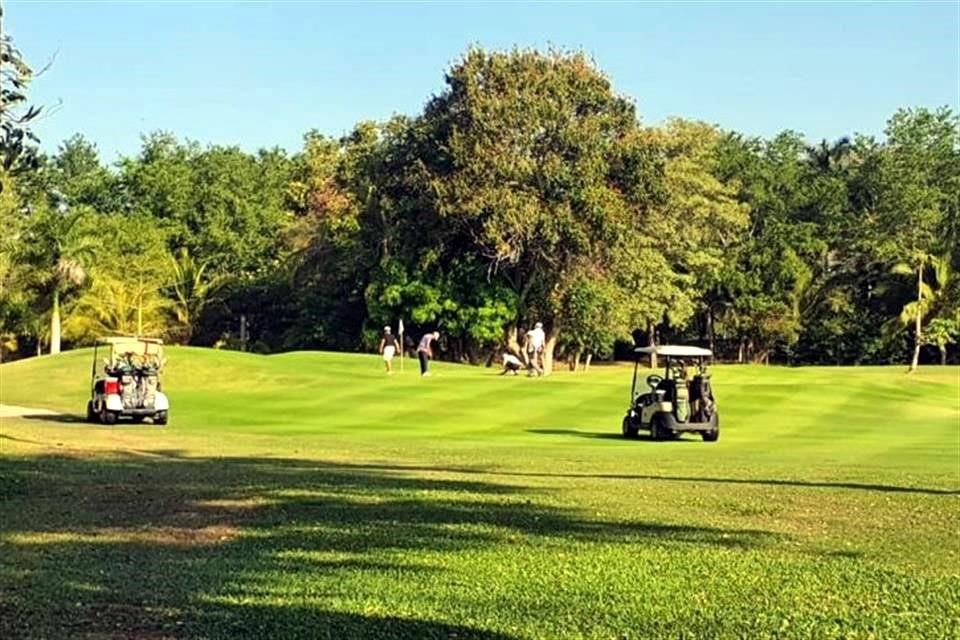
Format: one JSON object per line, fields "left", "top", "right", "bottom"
{"left": 169, "top": 247, "right": 220, "bottom": 343}
{"left": 892, "top": 253, "right": 953, "bottom": 372}
{"left": 20, "top": 206, "right": 98, "bottom": 354}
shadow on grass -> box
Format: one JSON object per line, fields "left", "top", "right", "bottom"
{"left": 14, "top": 412, "right": 87, "bottom": 424}
{"left": 343, "top": 462, "right": 959, "bottom": 496}
{"left": 0, "top": 453, "right": 778, "bottom": 639}
{"left": 19, "top": 413, "right": 160, "bottom": 427}
{"left": 528, "top": 427, "right": 703, "bottom": 442}
{"left": 527, "top": 428, "right": 625, "bottom": 440}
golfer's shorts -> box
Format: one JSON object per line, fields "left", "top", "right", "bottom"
{"left": 382, "top": 346, "right": 396, "bottom": 361}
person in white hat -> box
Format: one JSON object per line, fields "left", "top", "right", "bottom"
{"left": 525, "top": 322, "right": 546, "bottom": 376}
{"left": 379, "top": 326, "right": 398, "bottom": 374}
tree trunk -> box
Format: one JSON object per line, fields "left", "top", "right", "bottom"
{"left": 648, "top": 324, "right": 657, "bottom": 369}
{"left": 505, "top": 325, "right": 522, "bottom": 358}
{"left": 543, "top": 324, "right": 560, "bottom": 376}
{"left": 940, "top": 346, "right": 947, "bottom": 366}
{"left": 707, "top": 307, "right": 716, "bottom": 354}
{"left": 584, "top": 353, "right": 593, "bottom": 372}
{"left": 737, "top": 339, "right": 745, "bottom": 364}
{"left": 570, "top": 349, "right": 582, "bottom": 372}
{"left": 137, "top": 280, "right": 144, "bottom": 337}
{"left": 909, "top": 265, "right": 923, "bottom": 373}
{"left": 50, "top": 289, "right": 62, "bottom": 355}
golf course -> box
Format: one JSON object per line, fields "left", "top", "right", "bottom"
{"left": 1, "top": 349, "right": 957, "bottom": 639}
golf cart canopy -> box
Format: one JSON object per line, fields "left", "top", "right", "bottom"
{"left": 634, "top": 345, "right": 713, "bottom": 357}
{"left": 95, "top": 337, "right": 164, "bottom": 366}
{"left": 96, "top": 336, "right": 163, "bottom": 351}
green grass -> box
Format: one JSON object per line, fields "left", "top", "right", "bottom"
{"left": 1, "top": 348, "right": 958, "bottom": 639}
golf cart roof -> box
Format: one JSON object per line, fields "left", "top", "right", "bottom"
{"left": 95, "top": 336, "right": 165, "bottom": 358}
{"left": 634, "top": 345, "right": 713, "bottom": 357}
{"left": 97, "top": 336, "right": 164, "bottom": 346}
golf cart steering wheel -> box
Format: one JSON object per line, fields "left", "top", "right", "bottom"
{"left": 646, "top": 374, "right": 663, "bottom": 389}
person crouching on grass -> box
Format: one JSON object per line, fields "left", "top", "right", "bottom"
{"left": 501, "top": 352, "right": 523, "bottom": 375}
{"left": 417, "top": 331, "right": 440, "bottom": 376}
{"left": 379, "top": 326, "right": 398, "bottom": 374}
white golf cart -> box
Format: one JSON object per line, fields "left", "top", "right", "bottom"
{"left": 621, "top": 345, "right": 719, "bottom": 441}
{"left": 86, "top": 336, "right": 169, "bottom": 425}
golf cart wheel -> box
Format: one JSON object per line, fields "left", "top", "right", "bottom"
{"left": 650, "top": 414, "right": 669, "bottom": 441}
{"left": 621, "top": 416, "right": 638, "bottom": 439}
{"left": 154, "top": 411, "right": 168, "bottom": 426}
{"left": 101, "top": 409, "right": 118, "bottom": 426}
{"left": 86, "top": 401, "right": 96, "bottom": 423}
{"left": 701, "top": 413, "right": 720, "bottom": 442}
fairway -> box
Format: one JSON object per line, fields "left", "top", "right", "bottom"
{"left": 1, "top": 349, "right": 958, "bottom": 639}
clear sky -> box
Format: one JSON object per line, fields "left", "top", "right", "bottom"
{"left": 9, "top": 0, "right": 960, "bottom": 162}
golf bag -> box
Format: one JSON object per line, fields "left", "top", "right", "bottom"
{"left": 689, "top": 374, "right": 716, "bottom": 422}
{"left": 109, "top": 354, "right": 161, "bottom": 410}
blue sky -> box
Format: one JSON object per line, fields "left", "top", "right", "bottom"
{"left": 10, "top": 1, "right": 960, "bottom": 162}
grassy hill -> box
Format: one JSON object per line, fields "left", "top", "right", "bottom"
{"left": 1, "top": 349, "right": 958, "bottom": 638}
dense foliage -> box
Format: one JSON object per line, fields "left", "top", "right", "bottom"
{"left": 1, "top": 46, "right": 958, "bottom": 367}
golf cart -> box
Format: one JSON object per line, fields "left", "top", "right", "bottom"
{"left": 87, "top": 336, "right": 169, "bottom": 425}
{"left": 621, "top": 345, "right": 719, "bottom": 441}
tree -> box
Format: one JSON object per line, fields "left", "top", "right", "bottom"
{"left": 416, "top": 48, "right": 660, "bottom": 373}
{"left": 924, "top": 318, "right": 958, "bottom": 365}
{"left": 169, "top": 247, "right": 221, "bottom": 343}
{"left": 872, "top": 107, "right": 959, "bottom": 371}
{"left": 635, "top": 120, "right": 748, "bottom": 362}
{"left": 891, "top": 254, "right": 954, "bottom": 367}
{"left": 0, "top": 0, "right": 43, "bottom": 192}
{"left": 0, "top": 168, "right": 30, "bottom": 360}
{"left": 66, "top": 213, "right": 172, "bottom": 340}
{"left": 18, "top": 204, "right": 99, "bottom": 353}
{"left": 51, "top": 134, "right": 116, "bottom": 212}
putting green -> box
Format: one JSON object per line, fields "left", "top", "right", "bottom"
{"left": 1, "top": 348, "right": 958, "bottom": 638}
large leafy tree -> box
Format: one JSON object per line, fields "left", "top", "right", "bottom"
{"left": 871, "top": 107, "right": 959, "bottom": 371}
{"left": 635, "top": 120, "right": 748, "bottom": 363}
{"left": 414, "top": 48, "right": 662, "bottom": 372}
{"left": 51, "top": 134, "right": 116, "bottom": 212}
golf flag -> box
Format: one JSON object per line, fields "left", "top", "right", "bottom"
{"left": 398, "top": 319, "right": 404, "bottom": 371}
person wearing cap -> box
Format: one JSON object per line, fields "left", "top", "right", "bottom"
{"left": 417, "top": 331, "right": 440, "bottom": 376}
{"left": 379, "top": 326, "right": 399, "bottom": 374}
{"left": 525, "top": 322, "right": 546, "bottom": 376}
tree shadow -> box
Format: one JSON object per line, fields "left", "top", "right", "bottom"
{"left": 340, "top": 462, "right": 959, "bottom": 496}
{"left": 0, "top": 452, "right": 779, "bottom": 639}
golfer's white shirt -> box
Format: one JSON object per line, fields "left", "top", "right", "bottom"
{"left": 527, "top": 328, "right": 545, "bottom": 351}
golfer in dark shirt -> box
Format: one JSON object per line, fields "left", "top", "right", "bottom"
{"left": 417, "top": 331, "right": 440, "bottom": 376}
{"left": 379, "top": 326, "right": 398, "bottom": 374}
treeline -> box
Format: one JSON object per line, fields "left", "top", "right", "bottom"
{"left": 1, "top": 48, "right": 958, "bottom": 369}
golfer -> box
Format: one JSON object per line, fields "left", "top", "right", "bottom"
{"left": 417, "top": 331, "right": 440, "bottom": 376}
{"left": 525, "top": 322, "right": 546, "bottom": 376}
{"left": 500, "top": 352, "right": 524, "bottom": 375}
{"left": 379, "top": 326, "right": 398, "bottom": 374}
